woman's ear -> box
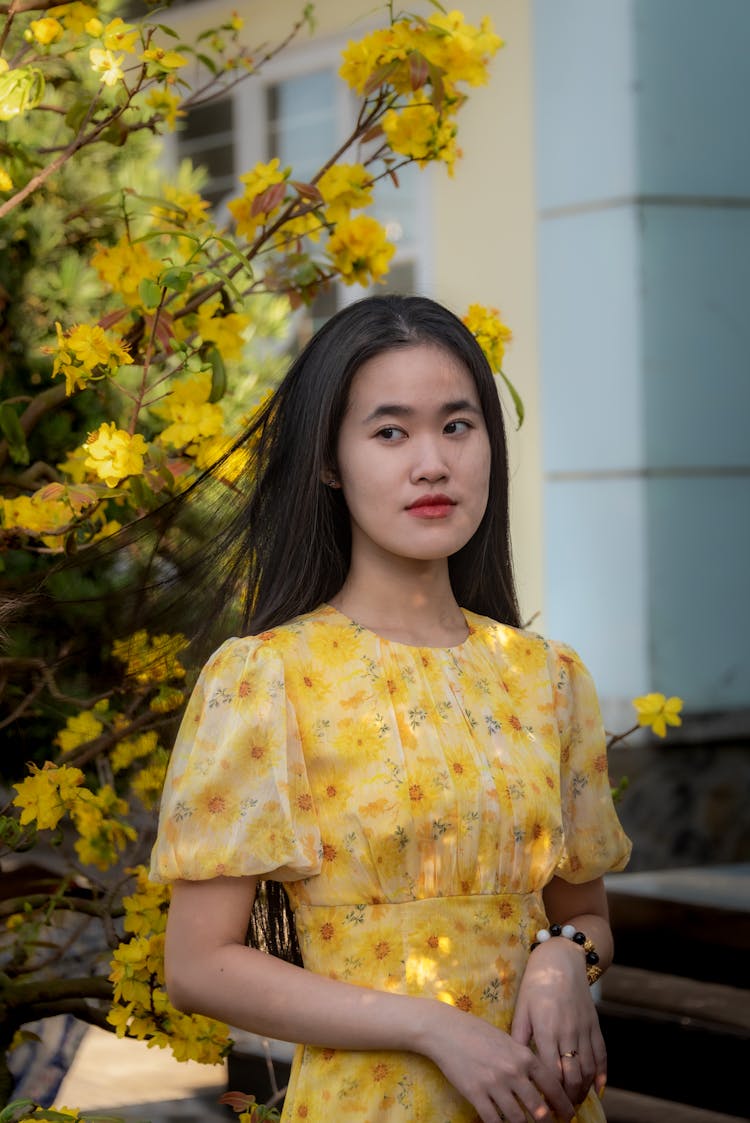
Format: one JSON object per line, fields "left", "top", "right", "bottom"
{"left": 321, "top": 469, "right": 341, "bottom": 489}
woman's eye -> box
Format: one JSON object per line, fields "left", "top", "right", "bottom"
{"left": 376, "top": 426, "right": 405, "bottom": 441}
{"left": 444, "top": 419, "right": 472, "bottom": 435}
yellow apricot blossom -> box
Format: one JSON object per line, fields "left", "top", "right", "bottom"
{"left": 111, "top": 729, "right": 160, "bottom": 773}
{"left": 84, "top": 423, "right": 148, "bottom": 487}
{"left": 112, "top": 629, "right": 189, "bottom": 685}
{"left": 131, "top": 756, "right": 168, "bottom": 808}
{"left": 152, "top": 370, "right": 224, "bottom": 452}
{"left": 52, "top": 3, "right": 99, "bottom": 37}
{"left": 633, "top": 693, "right": 683, "bottom": 738}
{"left": 1, "top": 493, "right": 71, "bottom": 543}
{"left": 71, "top": 784, "right": 137, "bottom": 869}
{"left": 141, "top": 46, "right": 188, "bottom": 74}
{"left": 228, "top": 157, "right": 288, "bottom": 239}
{"left": 100, "top": 17, "right": 140, "bottom": 53}
{"left": 90, "top": 237, "right": 162, "bottom": 308}
{"left": 0, "top": 168, "right": 13, "bottom": 191}
{"left": 52, "top": 321, "right": 133, "bottom": 395}
{"left": 89, "top": 47, "right": 124, "bottom": 87}
{"left": 382, "top": 99, "right": 458, "bottom": 170}
{"left": 54, "top": 708, "right": 104, "bottom": 753}
{"left": 424, "top": 11, "right": 503, "bottom": 86}
{"left": 13, "top": 762, "right": 85, "bottom": 830}
{"left": 326, "top": 215, "right": 395, "bottom": 286}
{"left": 144, "top": 88, "right": 184, "bottom": 131}
{"left": 154, "top": 183, "right": 210, "bottom": 228}
{"left": 194, "top": 298, "right": 249, "bottom": 361}
{"left": 56, "top": 445, "right": 89, "bottom": 483}
{"left": 28, "top": 17, "right": 64, "bottom": 45}
{"left": 317, "top": 162, "right": 373, "bottom": 225}
{"left": 462, "top": 303, "right": 513, "bottom": 371}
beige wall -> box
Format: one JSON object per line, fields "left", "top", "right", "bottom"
{"left": 169, "top": 0, "right": 544, "bottom": 623}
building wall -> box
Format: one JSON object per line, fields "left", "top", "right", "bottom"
{"left": 534, "top": 0, "right": 750, "bottom": 723}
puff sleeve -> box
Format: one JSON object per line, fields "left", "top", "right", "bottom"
{"left": 149, "top": 636, "right": 322, "bottom": 883}
{"left": 548, "top": 640, "right": 632, "bottom": 882}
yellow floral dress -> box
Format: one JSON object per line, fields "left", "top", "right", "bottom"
{"left": 150, "top": 604, "right": 631, "bottom": 1122}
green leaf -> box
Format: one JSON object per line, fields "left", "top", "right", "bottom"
{"left": 154, "top": 23, "right": 181, "bottom": 39}
{"left": 0, "top": 1102, "right": 37, "bottom": 1123}
{"left": 498, "top": 369, "right": 524, "bottom": 429}
{"left": 160, "top": 267, "right": 192, "bottom": 293}
{"left": 138, "top": 278, "right": 162, "bottom": 309}
{"left": 0, "top": 402, "right": 29, "bottom": 466}
{"left": 207, "top": 347, "right": 226, "bottom": 403}
{"left": 195, "top": 53, "right": 219, "bottom": 76}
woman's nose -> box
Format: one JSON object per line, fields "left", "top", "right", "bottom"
{"left": 410, "top": 438, "right": 449, "bottom": 483}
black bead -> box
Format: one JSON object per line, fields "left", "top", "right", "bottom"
{"left": 586, "top": 950, "right": 600, "bottom": 965}
{"left": 550, "top": 924, "right": 562, "bottom": 937}
{"left": 572, "top": 931, "right": 586, "bottom": 945}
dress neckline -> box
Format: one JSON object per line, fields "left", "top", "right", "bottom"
{"left": 321, "top": 603, "right": 476, "bottom": 652}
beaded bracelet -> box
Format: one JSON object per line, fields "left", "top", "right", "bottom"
{"left": 530, "top": 923, "right": 603, "bottom": 985}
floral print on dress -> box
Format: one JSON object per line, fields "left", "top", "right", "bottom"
{"left": 151, "top": 604, "right": 631, "bottom": 1121}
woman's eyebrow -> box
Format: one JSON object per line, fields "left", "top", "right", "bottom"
{"left": 362, "top": 399, "right": 482, "bottom": 423}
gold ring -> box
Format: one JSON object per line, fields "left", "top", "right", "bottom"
{"left": 560, "top": 1049, "right": 578, "bottom": 1058}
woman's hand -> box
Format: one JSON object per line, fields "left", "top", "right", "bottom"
{"left": 510, "top": 936, "right": 606, "bottom": 1108}
{"left": 417, "top": 1000, "right": 576, "bottom": 1123}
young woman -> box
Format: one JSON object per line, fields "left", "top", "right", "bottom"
{"left": 150, "top": 295, "right": 631, "bottom": 1123}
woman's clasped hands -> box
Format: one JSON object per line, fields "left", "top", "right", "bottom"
{"left": 417, "top": 999, "right": 577, "bottom": 1123}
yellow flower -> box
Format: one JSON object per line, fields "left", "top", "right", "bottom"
{"left": 28, "top": 17, "right": 64, "bottom": 45}
{"left": 111, "top": 729, "right": 160, "bottom": 773}
{"left": 52, "top": 321, "right": 132, "bottom": 395}
{"left": 144, "top": 88, "right": 184, "bottom": 131}
{"left": 90, "top": 237, "right": 162, "bottom": 308}
{"left": 56, "top": 445, "right": 89, "bottom": 483}
{"left": 131, "top": 755, "right": 168, "bottom": 808}
{"left": 632, "top": 693, "right": 683, "bottom": 738}
{"left": 326, "top": 215, "right": 395, "bottom": 286}
{"left": 0, "top": 168, "right": 12, "bottom": 192}
{"left": 101, "top": 17, "right": 139, "bottom": 54}
{"left": 194, "top": 298, "right": 249, "bottom": 361}
{"left": 52, "top": 3, "right": 99, "bottom": 37}
{"left": 72, "top": 784, "right": 136, "bottom": 869}
{"left": 84, "top": 422, "right": 148, "bottom": 488}
{"left": 152, "top": 370, "right": 224, "bottom": 452}
{"left": 154, "top": 183, "right": 210, "bottom": 227}
{"left": 89, "top": 47, "right": 124, "bottom": 87}
{"left": 317, "top": 162, "right": 373, "bottom": 225}
{"left": 55, "top": 709, "right": 104, "bottom": 753}
{"left": 382, "top": 99, "right": 458, "bottom": 170}
{"left": 13, "top": 762, "right": 85, "bottom": 830}
{"left": 141, "top": 47, "right": 188, "bottom": 73}
{"left": 1, "top": 493, "right": 71, "bottom": 541}
{"left": 228, "top": 158, "right": 288, "bottom": 238}
{"left": 462, "top": 303, "right": 512, "bottom": 371}
{"left": 425, "top": 11, "right": 503, "bottom": 86}
{"left": 112, "top": 629, "right": 189, "bottom": 685}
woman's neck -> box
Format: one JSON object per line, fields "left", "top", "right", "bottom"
{"left": 329, "top": 563, "right": 468, "bottom": 648}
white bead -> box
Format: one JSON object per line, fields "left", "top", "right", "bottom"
{"left": 536, "top": 928, "right": 551, "bottom": 942}
{"left": 561, "top": 924, "right": 577, "bottom": 939}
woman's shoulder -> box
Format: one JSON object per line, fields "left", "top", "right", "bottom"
{"left": 203, "top": 604, "right": 343, "bottom": 668}
{"left": 463, "top": 610, "right": 588, "bottom": 675}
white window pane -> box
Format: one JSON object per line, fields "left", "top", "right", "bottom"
{"left": 267, "top": 71, "right": 337, "bottom": 181}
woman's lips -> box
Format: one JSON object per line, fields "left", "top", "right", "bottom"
{"left": 406, "top": 495, "right": 456, "bottom": 518}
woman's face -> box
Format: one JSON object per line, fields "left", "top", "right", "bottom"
{"left": 334, "top": 343, "right": 491, "bottom": 572}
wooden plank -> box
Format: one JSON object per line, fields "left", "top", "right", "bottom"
{"left": 600, "top": 964, "right": 750, "bottom": 1031}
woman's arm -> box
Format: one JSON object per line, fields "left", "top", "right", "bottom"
{"left": 511, "top": 875, "right": 613, "bottom": 1108}
{"left": 165, "top": 876, "right": 575, "bottom": 1123}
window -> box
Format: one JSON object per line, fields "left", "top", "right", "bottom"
{"left": 175, "top": 97, "right": 235, "bottom": 211}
